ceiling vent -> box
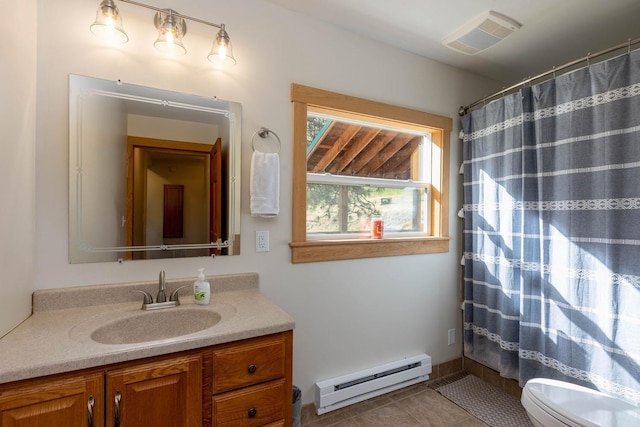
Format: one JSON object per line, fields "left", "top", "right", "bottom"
{"left": 442, "top": 10, "right": 521, "bottom": 55}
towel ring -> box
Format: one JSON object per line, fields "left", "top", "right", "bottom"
{"left": 251, "top": 127, "right": 281, "bottom": 153}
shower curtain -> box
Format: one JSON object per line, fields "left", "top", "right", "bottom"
{"left": 461, "top": 49, "right": 640, "bottom": 402}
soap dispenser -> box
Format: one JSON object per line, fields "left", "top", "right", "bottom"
{"left": 193, "top": 268, "right": 210, "bottom": 305}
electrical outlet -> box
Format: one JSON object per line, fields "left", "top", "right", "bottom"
{"left": 448, "top": 328, "right": 456, "bottom": 346}
{"left": 256, "top": 230, "right": 269, "bottom": 252}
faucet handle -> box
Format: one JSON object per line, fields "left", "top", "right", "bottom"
{"left": 131, "top": 289, "right": 153, "bottom": 305}
{"left": 169, "top": 285, "right": 190, "bottom": 304}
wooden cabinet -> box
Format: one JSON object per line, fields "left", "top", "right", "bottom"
{"left": 209, "top": 333, "right": 292, "bottom": 427}
{"left": 0, "top": 331, "right": 293, "bottom": 427}
{"left": 105, "top": 354, "right": 202, "bottom": 427}
{"left": 0, "top": 372, "right": 103, "bottom": 427}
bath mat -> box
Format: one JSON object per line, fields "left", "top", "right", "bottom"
{"left": 434, "top": 374, "right": 533, "bottom": 427}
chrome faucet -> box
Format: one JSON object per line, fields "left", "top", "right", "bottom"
{"left": 157, "top": 270, "right": 167, "bottom": 303}
{"left": 131, "top": 271, "right": 189, "bottom": 310}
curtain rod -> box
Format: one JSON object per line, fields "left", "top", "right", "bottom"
{"left": 459, "top": 36, "right": 640, "bottom": 116}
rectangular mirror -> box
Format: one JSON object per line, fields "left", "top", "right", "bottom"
{"left": 69, "top": 74, "right": 241, "bottom": 263}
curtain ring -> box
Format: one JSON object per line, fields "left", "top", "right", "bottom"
{"left": 628, "top": 38, "right": 632, "bottom": 55}
{"left": 552, "top": 66, "right": 556, "bottom": 78}
{"left": 587, "top": 52, "right": 591, "bottom": 67}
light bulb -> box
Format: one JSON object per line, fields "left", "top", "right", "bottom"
{"left": 208, "top": 26, "right": 236, "bottom": 66}
{"left": 90, "top": 0, "right": 128, "bottom": 44}
{"left": 165, "top": 30, "right": 175, "bottom": 46}
{"left": 217, "top": 44, "right": 227, "bottom": 60}
{"left": 154, "top": 13, "right": 186, "bottom": 55}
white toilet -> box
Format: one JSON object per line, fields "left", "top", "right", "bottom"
{"left": 521, "top": 378, "right": 640, "bottom": 426}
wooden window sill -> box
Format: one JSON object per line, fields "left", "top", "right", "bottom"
{"left": 289, "top": 237, "right": 450, "bottom": 263}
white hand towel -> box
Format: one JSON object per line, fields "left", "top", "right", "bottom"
{"left": 250, "top": 151, "right": 280, "bottom": 217}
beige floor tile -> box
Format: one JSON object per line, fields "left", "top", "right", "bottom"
{"left": 394, "top": 389, "right": 473, "bottom": 426}
{"left": 301, "top": 394, "right": 395, "bottom": 426}
{"left": 350, "top": 403, "right": 423, "bottom": 427}
{"left": 324, "top": 419, "right": 362, "bottom": 427}
{"left": 302, "top": 411, "right": 345, "bottom": 427}
{"left": 301, "top": 376, "right": 514, "bottom": 427}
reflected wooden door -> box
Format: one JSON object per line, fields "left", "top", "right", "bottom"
{"left": 125, "top": 136, "right": 215, "bottom": 259}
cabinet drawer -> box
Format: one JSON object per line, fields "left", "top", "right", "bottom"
{"left": 212, "top": 335, "right": 285, "bottom": 393}
{"left": 212, "top": 379, "right": 285, "bottom": 427}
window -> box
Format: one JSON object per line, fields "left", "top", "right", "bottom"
{"left": 306, "top": 113, "right": 432, "bottom": 238}
{"left": 290, "top": 84, "right": 452, "bottom": 263}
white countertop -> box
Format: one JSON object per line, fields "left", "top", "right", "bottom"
{"left": 0, "top": 273, "right": 295, "bottom": 384}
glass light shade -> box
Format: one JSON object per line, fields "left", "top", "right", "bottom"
{"left": 90, "top": 0, "right": 128, "bottom": 44}
{"left": 208, "top": 28, "right": 236, "bottom": 66}
{"left": 154, "top": 15, "right": 187, "bottom": 55}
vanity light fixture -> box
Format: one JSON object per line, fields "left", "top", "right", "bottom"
{"left": 90, "top": 0, "right": 236, "bottom": 65}
{"left": 208, "top": 24, "right": 235, "bottom": 66}
{"left": 90, "top": 0, "right": 129, "bottom": 44}
{"left": 153, "top": 10, "right": 187, "bottom": 55}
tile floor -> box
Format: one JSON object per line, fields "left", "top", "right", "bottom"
{"left": 300, "top": 381, "right": 490, "bottom": 427}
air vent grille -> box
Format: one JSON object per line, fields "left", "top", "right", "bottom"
{"left": 478, "top": 18, "right": 516, "bottom": 39}
{"left": 442, "top": 11, "right": 521, "bottom": 55}
{"left": 446, "top": 40, "right": 481, "bottom": 55}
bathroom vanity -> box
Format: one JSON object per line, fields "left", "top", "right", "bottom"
{"left": 0, "top": 273, "right": 294, "bottom": 427}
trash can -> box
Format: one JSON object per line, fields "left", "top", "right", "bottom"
{"left": 292, "top": 386, "right": 302, "bottom": 427}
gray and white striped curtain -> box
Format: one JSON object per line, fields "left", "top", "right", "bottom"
{"left": 461, "top": 49, "right": 640, "bottom": 402}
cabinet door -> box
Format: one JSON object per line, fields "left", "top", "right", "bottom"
{"left": 0, "top": 372, "right": 103, "bottom": 427}
{"left": 105, "top": 354, "right": 202, "bottom": 427}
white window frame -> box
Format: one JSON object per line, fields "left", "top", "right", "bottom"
{"left": 306, "top": 173, "right": 432, "bottom": 240}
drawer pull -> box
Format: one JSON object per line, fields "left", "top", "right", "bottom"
{"left": 247, "top": 364, "right": 257, "bottom": 374}
{"left": 248, "top": 407, "right": 257, "bottom": 418}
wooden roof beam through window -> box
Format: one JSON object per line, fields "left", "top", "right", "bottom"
{"left": 341, "top": 131, "right": 397, "bottom": 175}
{"left": 310, "top": 124, "right": 364, "bottom": 173}
{"left": 376, "top": 136, "right": 422, "bottom": 178}
{"left": 307, "top": 120, "right": 337, "bottom": 158}
{"left": 359, "top": 133, "right": 415, "bottom": 176}
{"left": 328, "top": 127, "right": 382, "bottom": 174}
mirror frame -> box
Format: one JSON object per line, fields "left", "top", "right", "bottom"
{"left": 69, "top": 74, "right": 241, "bottom": 262}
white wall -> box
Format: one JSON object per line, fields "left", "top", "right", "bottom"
{"left": 0, "top": 0, "right": 37, "bottom": 337}
{"left": 32, "top": 0, "right": 501, "bottom": 403}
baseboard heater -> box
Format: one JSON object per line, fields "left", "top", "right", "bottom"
{"left": 314, "top": 353, "right": 432, "bottom": 415}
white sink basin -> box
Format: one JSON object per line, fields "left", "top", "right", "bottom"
{"left": 69, "top": 303, "right": 236, "bottom": 345}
